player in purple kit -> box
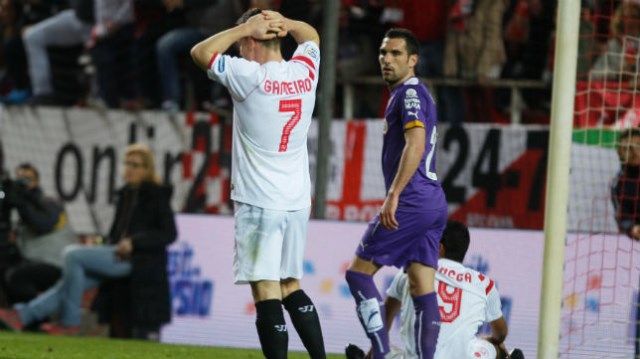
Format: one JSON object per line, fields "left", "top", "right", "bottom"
{"left": 345, "top": 28, "right": 447, "bottom": 359}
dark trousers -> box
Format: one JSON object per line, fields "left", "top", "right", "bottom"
{"left": 5, "top": 261, "right": 61, "bottom": 304}
{"left": 91, "top": 24, "right": 136, "bottom": 108}
{"left": 3, "top": 35, "right": 30, "bottom": 90}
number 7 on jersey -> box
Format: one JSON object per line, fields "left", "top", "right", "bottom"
{"left": 278, "top": 99, "right": 302, "bottom": 152}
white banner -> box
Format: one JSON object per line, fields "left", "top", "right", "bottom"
{"left": 161, "top": 215, "right": 545, "bottom": 356}
{"left": 0, "top": 106, "right": 624, "bottom": 235}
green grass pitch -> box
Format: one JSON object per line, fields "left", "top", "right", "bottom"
{"left": 0, "top": 332, "right": 344, "bottom": 358}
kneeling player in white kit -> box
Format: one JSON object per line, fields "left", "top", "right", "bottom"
{"left": 190, "top": 8, "right": 325, "bottom": 359}
{"left": 366, "top": 221, "right": 524, "bottom": 359}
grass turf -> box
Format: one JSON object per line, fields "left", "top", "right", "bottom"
{"left": 0, "top": 332, "right": 344, "bottom": 359}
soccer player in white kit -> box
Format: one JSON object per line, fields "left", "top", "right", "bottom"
{"left": 384, "top": 221, "right": 515, "bottom": 359}
{"left": 190, "top": 9, "right": 325, "bottom": 359}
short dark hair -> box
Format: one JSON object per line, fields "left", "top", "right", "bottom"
{"left": 236, "top": 8, "right": 280, "bottom": 49}
{"left": 16, "top": 162, "right": 39, "bottom": 181}
{"left": 384, "top": 28, "right": 420, "bottom": 56}
{"left": 441, "top": 220, "right": 470, "bottom": 262}
{"left": 237, "top": 7, "right": 262, "bottom": 25}
{"left": 619, "top": 127, "right": 640, "bottom": 141}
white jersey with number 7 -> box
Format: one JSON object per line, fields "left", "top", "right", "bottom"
{"left": 207, "top": 41, "right": 320, "bottom": 210}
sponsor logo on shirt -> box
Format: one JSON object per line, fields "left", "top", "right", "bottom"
{"left": 407, "top": 110, "right": 419, "bottom": 119}
{"left": 217, "top": 56, "right": 225, "bottom": 73}
{"left": 405, "top": 98, "right": 421, "bottom": 110}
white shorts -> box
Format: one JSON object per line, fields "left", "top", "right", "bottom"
{"left": 233, "top": 202, "right": 310, "bottom": 284}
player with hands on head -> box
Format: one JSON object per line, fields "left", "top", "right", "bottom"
{"left": 191, "top": 8, "right": 323, "bottom": 359}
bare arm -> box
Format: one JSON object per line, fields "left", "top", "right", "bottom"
{"left": 190, "top": 25, "right": 251, "bottom": 70}
{"left": 190, "top": 14, "right": 285, "bottom": 70}
{"left": 380, "top": 127, "right": 426, "bottom": 229}
{"left": 487, "top": 317, "right": 508, "bottom": 345}
{"left": 384, "top": 296, "right": 401, "bottom": 332}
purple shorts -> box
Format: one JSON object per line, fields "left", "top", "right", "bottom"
{"left": 355, "top": 206, "right": 447, "bottom": 269}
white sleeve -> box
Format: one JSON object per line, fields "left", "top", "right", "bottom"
{"left": 290, "top": 41, "right": 320, "bottom": 83}
{"left": 386, "top": 271, "right": 407, "bottom": 300}
{"left": 207, "top": 54, "right": 264, "bottom": 101}
{"left": 485, "top": 282, "right": 503, "bottom": 322}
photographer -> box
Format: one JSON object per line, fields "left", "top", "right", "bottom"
{"left": 3, "top": 163, "right": 77, "bottom": 304}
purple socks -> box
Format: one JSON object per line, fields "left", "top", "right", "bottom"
{"left": 345, "top": 270, "right": 390, "bottom": 359}
{"left": 413, "top": 292, "right": 440, "bottom": 359}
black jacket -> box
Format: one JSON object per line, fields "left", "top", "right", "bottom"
{"left": 12, "top": 186, "right": 62, "bottom": 235}
{"left": 612, "top": 165, "right": 640, "bottom": 236}
{"left": 92, "top": 181, "right": 177, "bottom": 330}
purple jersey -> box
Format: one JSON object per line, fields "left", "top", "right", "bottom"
{"left": 382, "top": 77, "right": 446, "bottom": 211}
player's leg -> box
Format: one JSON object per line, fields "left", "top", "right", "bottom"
{"left": 280, "top": 207, "right": 326, "bottom": 358}
{"left": 406, "top": 207, "right": 447, "bottom": 359}
{"left": 406, "top": 262, "right": 439, "bottom": 359}
{"left": 233, "top": 202, "right": 288, "bottom": 359}
{"left": 346, "top": 213, "right": 418, "bottom": 359}
{"left": 281, "top": 278, "right": 326, "bottom": 358}
{"left": 345, "top": 256, "right": 389, "bottom": 359}
{"left": 250, "top": 280, "right": 288, "bottom": 359}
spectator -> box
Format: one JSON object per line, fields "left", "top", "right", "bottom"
{"left": 337, "top": 0, "right": 385, "bottom": 78}
{"left": 590, "top": 0, "right": 640, "bottom": 80}
{"left": 0, "top": 0, "right": 62, "bottom": 104}
{"left": 87, "top": 0, "right": 137, "bottom": 109}
{"left": 442, "top": 0, "right": 508, "bottom": 124}
{"left": 278, "top": 0, "right": 317, "bottom": 59}
{"left": 156, "top": 0, "right": 243, "bottom": 113}
{"left": 577, "top": 3, "right": 597, "bottom": 78}
{"left": 90, "top": 143, "right": 177, "bottom": 340}
{"left": 0, "top": 143, "right": 177, "bottom": 337}
{"left": 444, "top": 0, "right": 508, "bottom": 80}
{"left": 503, "top": 0, "right": 554, "bottom": 80}
{"left": 392, "top": 0, "right": 449, "bottom": 77}
{"left": 518, "top": 0, "right": 554, "bottom": 82}
{"left": 611, "top": 127, "right": 640, "bottom": 357}
{"left": 22, "top": 0, "right": 94, "bottom": 105}
{"left": 130, "top": 0, "right": 183, "bottom": 108}
{"left": 4, "top": 163, "right": 77, "bottom": 305}
{"left": 612, "top": 128, "right": 640, "bottom": 240}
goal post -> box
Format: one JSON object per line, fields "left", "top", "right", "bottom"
{"left": 538, "top": 1, "right": 581, "bottom": 358}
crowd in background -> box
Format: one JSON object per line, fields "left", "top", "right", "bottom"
{"left": 0, "top": 0, "right": 636, "bottom": 122}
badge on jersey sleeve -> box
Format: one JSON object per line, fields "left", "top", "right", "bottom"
{"left": 217, "top": 56, "right": 226, "bottom": 73}
{"left": 402, "top": 88, "right": 425, "bottom": 130}
{"left": 303, "top": 44, "right": 319, "bottom": 63}
{"left": 404, "top": 88, "right": 421, "bottom": 110}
